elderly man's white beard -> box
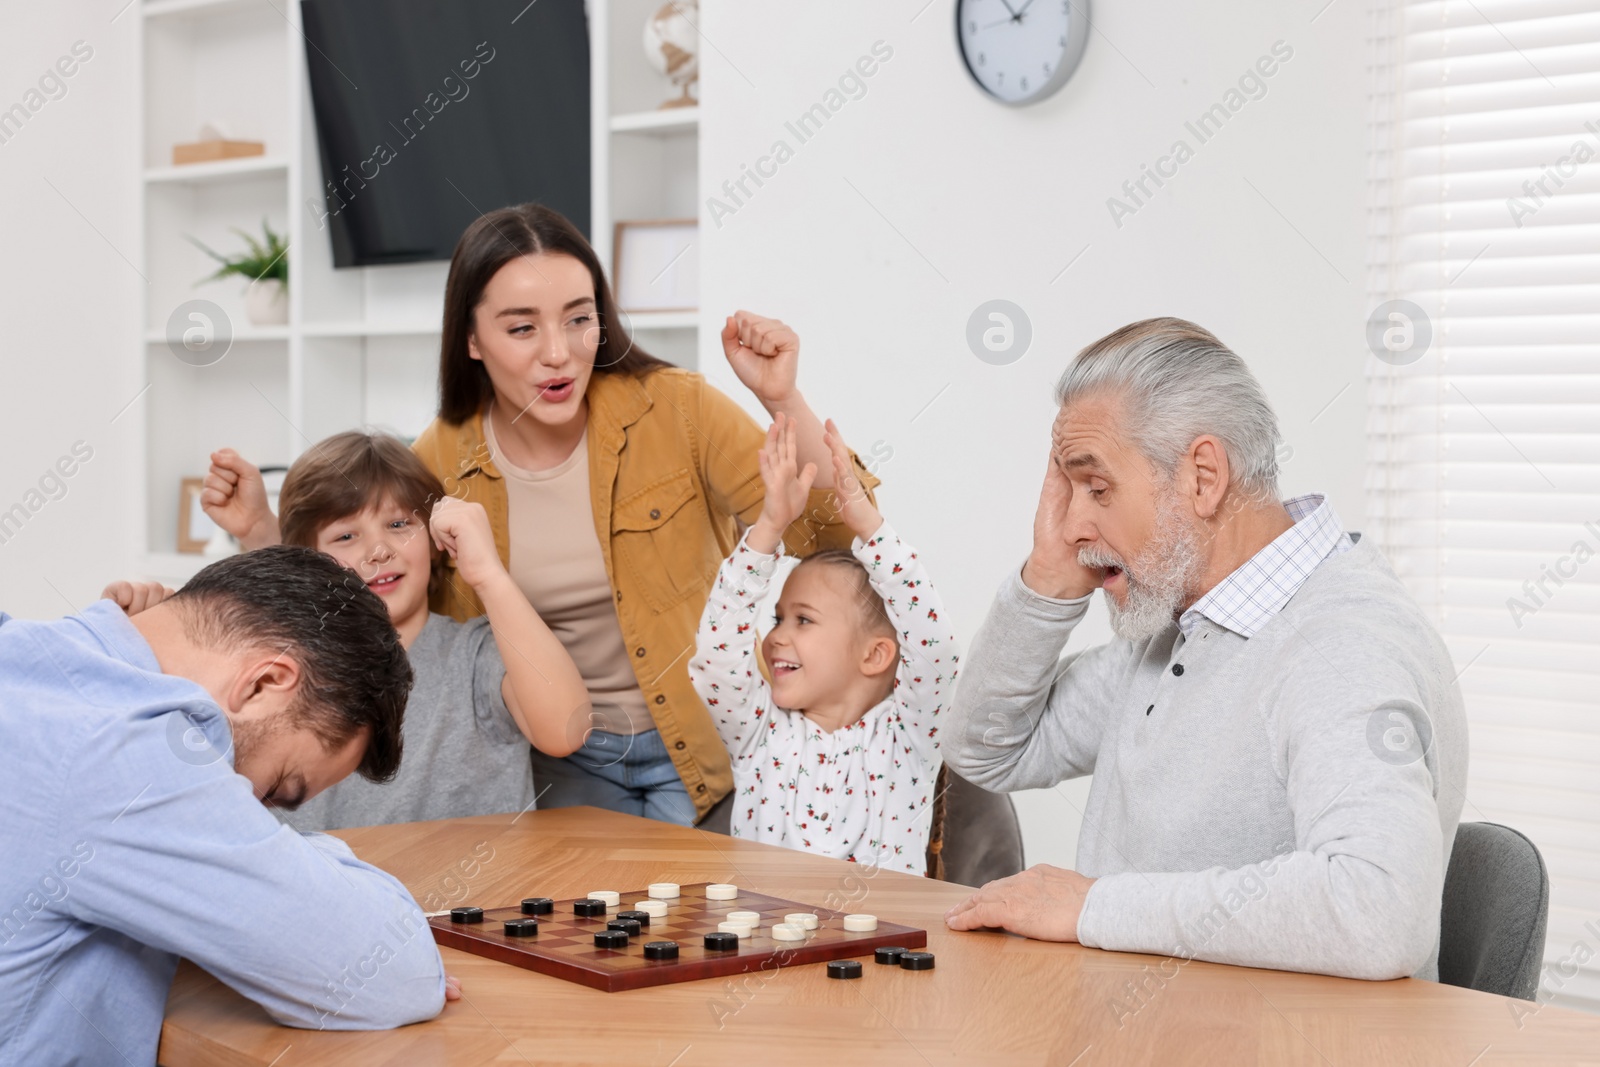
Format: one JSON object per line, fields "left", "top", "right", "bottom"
{"left": 1079, "top": 490, "right": 1207, "bottom": 641}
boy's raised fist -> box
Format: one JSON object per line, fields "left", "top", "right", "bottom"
{"left": 201, "top": 448, "right": 280, "bottom": 549}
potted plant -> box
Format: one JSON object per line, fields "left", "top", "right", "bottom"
{"left": 188, "top": 219, "right": 289, "bottom": 326}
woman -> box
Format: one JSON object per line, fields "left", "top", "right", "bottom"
{"left": 206, "top": 203, "right": 880, "bottom": 826}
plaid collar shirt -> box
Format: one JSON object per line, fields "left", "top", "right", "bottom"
{"left": 1179, "top": 493, "right": 1354, "bottom": 640}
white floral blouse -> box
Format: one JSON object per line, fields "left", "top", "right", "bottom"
{"left": 689, "top": 520, "right": 959, "bottom": 875}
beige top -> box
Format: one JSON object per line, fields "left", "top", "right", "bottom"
{"left": 483, "top": 413, "right": 652, "bottom": 736}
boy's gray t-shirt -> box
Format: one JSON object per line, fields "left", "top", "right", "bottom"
{"left": 285, "top": 613, "right": 535, "bottom": 831}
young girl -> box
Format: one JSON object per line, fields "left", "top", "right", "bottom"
{"left": 688, "top": 415, "right": 960, "bottom": 874}
{"left": 201, "top": 432, "right": 589, "bottom": 830}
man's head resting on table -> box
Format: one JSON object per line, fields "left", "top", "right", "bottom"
{"left": 1046, "top": 316, "right": 1287, "bottom": 640}
{"left": 132, "top": 545, "right": 413, "bottom": 808}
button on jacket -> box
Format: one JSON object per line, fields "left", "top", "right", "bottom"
{"left": 411, "top": 367, "right": 883, "bottom": 821}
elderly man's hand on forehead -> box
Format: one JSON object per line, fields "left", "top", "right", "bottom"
{"left": 1021, "top": 450, "right": 1105, "bottom": 601}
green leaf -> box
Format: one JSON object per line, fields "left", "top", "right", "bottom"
{"left": 185, "top": 217, "right": 289, "bottom": 287}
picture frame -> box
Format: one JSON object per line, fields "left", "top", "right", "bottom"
{"left": 176, "top": 477, "right": 215, "bottom": 554}
{"left": 612, "top": 219, "right": 698, "bottom": 313}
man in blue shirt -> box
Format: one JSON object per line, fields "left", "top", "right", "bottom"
{"left": 0, "top": 546, "right": 454, "bottom": 1066}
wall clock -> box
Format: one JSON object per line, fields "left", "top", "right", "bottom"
{"left": 956, "top": 0, "right": 1090, "bottom": 106}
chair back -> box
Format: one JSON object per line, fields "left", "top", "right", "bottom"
{"left": 1438, "top": 821, "right": 1549, "bottom": 1001}
{"left": 926, "top": 765, "right": 1026, "bottom": 887}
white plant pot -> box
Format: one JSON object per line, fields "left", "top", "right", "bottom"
{"left": 244, "top": 279, "right": 288, "bottom": 326}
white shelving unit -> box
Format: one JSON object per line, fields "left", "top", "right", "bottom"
{"left": 143, "top": 155, "right": 289, "bottom": 185}
{"left": 598, "top": 0, "right": 700, "bottom": 373}
{"left": 133, "top": 0, "right": 701, "bottom": 584}
{"left": 610, "top": 105, "right": 700, "bottom": 134}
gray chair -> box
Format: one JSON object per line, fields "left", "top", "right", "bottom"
{"left": 1438, "top": 821, "right": 1549, "bottom": 1001}
{"left": 925, "top": 766, "right": 1026, "bottom": 887}
{"left": 698, "top": 787, "right": 734, "bottom": 834}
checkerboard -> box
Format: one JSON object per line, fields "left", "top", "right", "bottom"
{"left": 428, "top": 882, "right": 927, "bottom": 992}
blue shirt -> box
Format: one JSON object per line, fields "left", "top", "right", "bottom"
{"left": 0, "top": 601, "right": 445, "bottom": 1066}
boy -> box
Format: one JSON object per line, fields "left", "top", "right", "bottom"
{"left": 689, "top": 415, "right": 959, "bottom": 874}
{"left": 192, "top": 432, "right": 589, "bottom": 829}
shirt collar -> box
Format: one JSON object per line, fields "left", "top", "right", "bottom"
{"left": 460, "top": 371, "right": 656, "bottom": 478}
{"left": 1179, "top": 493, "right": 1353, "bottom": 639}
{"left": 447, "top": 410, "right": 501, "bottom": 482}
{"left": 77, "top": 598, "right": 164, "bottom": 672}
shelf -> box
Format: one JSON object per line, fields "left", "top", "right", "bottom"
{"left": 142, "top": 322, "right": 442, "bottom": 342}
{"left": 143, "top": 0, "right": 270, "bottom": 19}
{"left": 625, "top": 310, "right": 697, "bottom": 330}
{"left": 144, "top": 324, "right": 290, "bottom": 343}
{"left": 302, "top": 321, "right": 441, "bottom": 338}
{"left": 145, "top": 155, "right": 287, "bottom": 185}
{"left": 610, "top": 107, "right": 699, "bottom": 135}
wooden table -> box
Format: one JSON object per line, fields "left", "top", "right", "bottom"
{"left": 160, "top": 808, "right": 1600, "bottom": 1066}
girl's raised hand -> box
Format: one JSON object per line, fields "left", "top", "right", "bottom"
{"left": 749, "top": 412, "right": 817, "bottom": 554}
{"left": 823, "top": 418, "right": 883, "bottom": 542}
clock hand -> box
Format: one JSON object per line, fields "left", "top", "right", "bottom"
{"left": 995, "top": 0, "right": 1021, "bottom": 17}
{"left": 1015, "top": 0, "right": 1038, "bottom": 15}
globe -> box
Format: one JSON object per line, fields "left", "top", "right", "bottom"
{"left": 643, "top": 0, "right": 699, "bottom": 109}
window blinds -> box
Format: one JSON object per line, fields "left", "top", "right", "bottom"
{"left": 1367, "top": 0, "right": 1600, "bottom": 1013}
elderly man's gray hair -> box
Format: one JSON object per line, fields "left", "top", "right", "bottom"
{"left": 1054, "top": 317, "right": 1282, "bottom": 500}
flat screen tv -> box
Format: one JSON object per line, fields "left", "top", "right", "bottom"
{"left": 300, "top": 0, "right": 590, "bottom": 268}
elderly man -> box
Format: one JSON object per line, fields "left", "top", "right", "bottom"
{"left": 943, "top": 317, "right": 1467, "bottom": 981}
{"left": 0, "top": 547, "right": 457, "bottom": 1065}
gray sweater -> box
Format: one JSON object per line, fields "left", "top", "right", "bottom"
{"left": 945, "top": 538, "right": 1467, "bottom": 980}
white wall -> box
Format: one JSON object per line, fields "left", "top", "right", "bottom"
{"left": 698, "top": 0, "right": 1370, "bottom": 872}
{"left": 0, "top": 5, "right": 140, "bottom": 619}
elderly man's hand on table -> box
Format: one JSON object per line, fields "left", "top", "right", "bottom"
{"left": 944, "top": 865, "right": 1098, "bottom": 941}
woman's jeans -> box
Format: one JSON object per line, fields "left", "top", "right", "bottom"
{"left": 529, "top": 728, "right": 697, "bottom": 826}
